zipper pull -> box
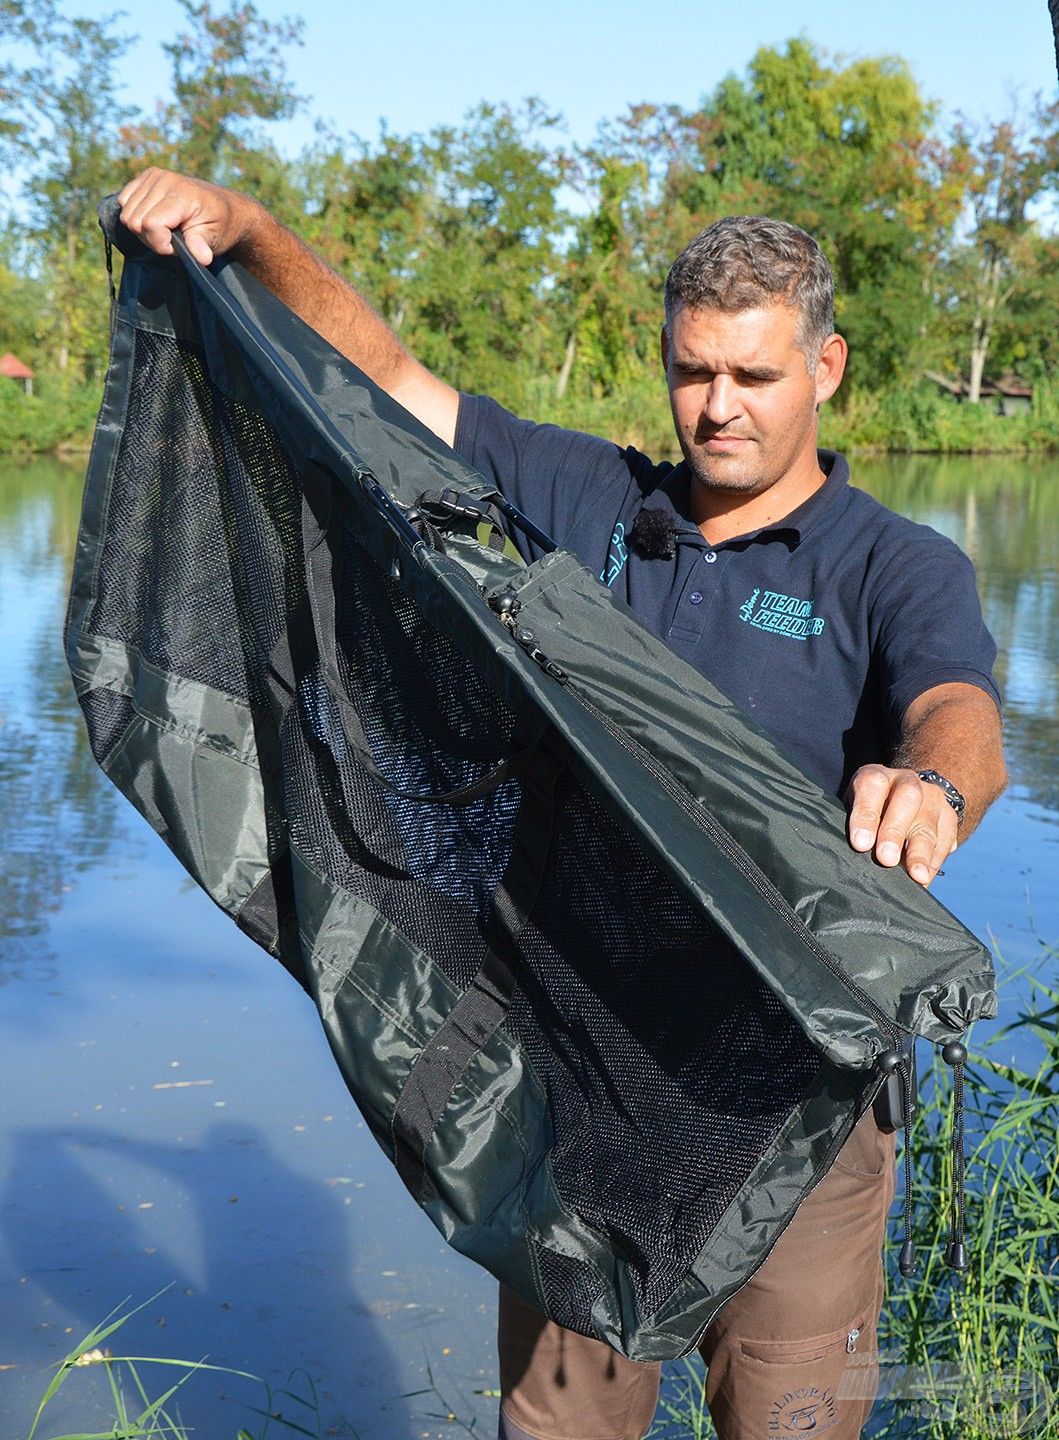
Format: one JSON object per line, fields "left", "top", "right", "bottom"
{"left": 846, "top": 1328, "right": 860, "bottom": 1354}
{"left": 511, "top": 624, "right": 567, "bottom": 682}
{"left": 489, "top": 591, "right": 567, "bottom": 681}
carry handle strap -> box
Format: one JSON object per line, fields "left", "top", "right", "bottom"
{"left": 299, "top": 469, "right": 538, "bottom": 808}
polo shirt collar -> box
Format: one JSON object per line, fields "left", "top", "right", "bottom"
{"left": 637, "top": 449, "right": 850, "bottom": 549}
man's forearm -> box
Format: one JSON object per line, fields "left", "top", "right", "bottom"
{"left": 892, "top": 682, "right": 1007, "bottom": 840}
{"left": 230, "top": 200, "right": 415, "bottom": 393}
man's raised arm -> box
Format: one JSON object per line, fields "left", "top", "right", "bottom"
{"left": 118, "top": 168, "right": 459, "bottom": 448}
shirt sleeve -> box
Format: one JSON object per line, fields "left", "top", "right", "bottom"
{"left": 454, "top": 392, "right": 658, "bottom": 566}
{"left": 870, "top": 525, "right": 1001, "bottom": 731}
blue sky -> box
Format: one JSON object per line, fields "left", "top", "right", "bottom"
{"left": 66, "top": 0, "right": 1055, "bottom": 153}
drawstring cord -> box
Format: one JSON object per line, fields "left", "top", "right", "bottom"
{"left": 898, "top": 1045, "right": 918, "bottom": 1277}
{"left": 882, "top": 1037, "right": 970, "bottom": 1277}
{"left": 879, "top": 1046, "right": 919, "bottom": 1276}
{"left": 101, "top": 223, "right": 117, "bottom": 338}
{"left": 942, "top": 1041, "right": 968, "bottom": 1271}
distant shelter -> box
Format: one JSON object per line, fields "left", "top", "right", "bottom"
{"left": 926, "top": 370, "right": 1033, "bottom": 417}
{"left": 0, "top": 352, "right": 34, "bottom": 397}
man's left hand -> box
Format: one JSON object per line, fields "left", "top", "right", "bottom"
{"left": 845, "top": 765, "right": 958, "bottom": 887}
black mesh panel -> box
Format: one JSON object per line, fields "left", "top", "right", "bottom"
{"left": 534, "top": 1246, "right": 607, "bottom": 1338}
{"left": 508, "top": 772, "right": 819, "bottom": 1318}
{"left": 282, "top": 512, "right": 521, "bottom": 989}
{"left": 79, "top": 688, "right": 134, "bottom": 766}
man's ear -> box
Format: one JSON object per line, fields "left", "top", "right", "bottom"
{"left": 814, "top": 333, "right": 848, "bottom": 405}
{"left": 660, "top": 325, "right": 669, "bottom": 373}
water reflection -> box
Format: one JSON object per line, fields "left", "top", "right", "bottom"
{"left": 0, "top": 462, "right": 132, "bottom": 985}
{"left": 856, "top": 455, "right": 1059, "bottom": 816}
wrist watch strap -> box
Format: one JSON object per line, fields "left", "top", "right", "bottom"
{"left": 917, "top": 769, "right": 965, "bottom": 823}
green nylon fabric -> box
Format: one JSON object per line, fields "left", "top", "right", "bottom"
{"left": 63, "top": 200, "right": 997, "bottom": 1359}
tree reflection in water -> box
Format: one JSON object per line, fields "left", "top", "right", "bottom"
{"left": 0, "top": 460, "right": 127, "bottom": 986}
{"left": 1, "top": 451, "right": 1057, "bottom": 979}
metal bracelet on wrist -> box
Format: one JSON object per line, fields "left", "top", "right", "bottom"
{"left": 917, "top": 769, "right": 965, "bottom": 824}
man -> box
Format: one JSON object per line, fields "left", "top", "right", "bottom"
{"left": 119, "top": 170, "right": 1006, "bottom": 1440}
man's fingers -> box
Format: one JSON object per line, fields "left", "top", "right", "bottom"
{"left": 847, "top": 766, "right": 886, "bottom": 850}
{"left": 847, "top": 766, "right": 962, "bottom": 886}
{"left": 847, "top": 765, "right": 907, "bottom": 852}
{"left": 873, "top": 772, "right": 926, "bottom": 866}
{"left": 118, "top": 169, "right": 224, "bottom": 263}
{"left": 903, "top": 825, "right": 937, "bottom": 886}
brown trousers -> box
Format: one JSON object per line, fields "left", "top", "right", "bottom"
{"left": 498, "top": 1109, "right": 896, "bottom": 1440}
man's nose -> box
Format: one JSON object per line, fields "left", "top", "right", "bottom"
{"left": 703, "top": 374, "right": 741, "bottom": 425}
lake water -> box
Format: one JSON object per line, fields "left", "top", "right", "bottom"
{"left": 1, "top": 453, "right": 1056, "bottom": 1439}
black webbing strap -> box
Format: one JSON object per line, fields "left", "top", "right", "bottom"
{"left": 415, "top": 487, "right": 523, "bottom": 564}
{"left": 299, "top": 467, "right": 537, "bottom": 806}
{"left": 391, "top": 723, "right": 567, "bottom": 1199}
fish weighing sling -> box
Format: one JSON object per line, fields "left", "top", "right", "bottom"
{"left": 65, "top": 199, "right": 996, "bottom": 1361}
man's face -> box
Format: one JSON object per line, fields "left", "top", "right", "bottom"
{"left": 662, "top": 302, "right": 828, "bottom": 501}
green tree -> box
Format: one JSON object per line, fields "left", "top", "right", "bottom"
{"left": 123, "top": 0, "right": 303, "bottom": 184}
{"left": 648, "top": 40, "right": 961, "bottom": 390}
{"left": 408, "top": 100, "right": 569, "bottom": 407}
{"left": 0, "top": 0, "right": 136, "bottom": 377}
{"left": 556, "top": 149, "right": 657, "bottom": 399}
{"left": 294, "top": 128, "right": 434, "bottom": 330}
{"left": 948, "top": 102, "right": 1059, "bottom": 401}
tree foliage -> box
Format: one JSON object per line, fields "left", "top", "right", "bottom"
{"left": 0, "top": 0, "right": 135, "bottom": 375}
{"left": 1, "top": 14, "right": 1056, "bottom": 448}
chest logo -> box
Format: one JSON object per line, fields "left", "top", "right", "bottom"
{"left": 739, "top": 587, "right": 826, "bottom": 640}
{"left": 601, "top": 521, "right": 628, "bottom": 588}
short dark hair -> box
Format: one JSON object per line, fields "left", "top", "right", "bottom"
{"left": 664, "top": 216, "right": 835, "bottom": 367}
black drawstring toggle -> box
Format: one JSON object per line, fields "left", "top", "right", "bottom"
{"left": 942, "top": 1040, "right": 969, "bottom": 1271}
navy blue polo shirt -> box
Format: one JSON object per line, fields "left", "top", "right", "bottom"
{"left": 454, "top": 393, "right": 1000, "bottom": 799}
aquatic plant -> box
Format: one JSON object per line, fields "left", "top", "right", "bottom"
{"left": 26, "top": 1292, "right": 330, "bottom": 1440}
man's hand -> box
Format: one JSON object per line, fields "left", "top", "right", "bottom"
{"left": 846, "top": 765, "right": 958, "bottom": 887}
{"left": 845, "top": 681, "right": 1006, "bottom": 887}
{"left": 118, "top": 168, "right": 261, "bottom": 266}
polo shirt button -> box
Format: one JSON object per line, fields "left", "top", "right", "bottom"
{"left": 689, "top": 590, "right": 703, "bottom": 604}
{"left": 704, "top": 552, "right": 717, "bottom": 563}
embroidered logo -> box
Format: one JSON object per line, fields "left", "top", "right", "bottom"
{"left": 768, "top": 1385, "right": 838, "bottom": 1433}
{"left": 601, "top": 521, "right": 628, "bottom": 588}
{"left": 739, "top": 588, "right": 826, "bottom": 640}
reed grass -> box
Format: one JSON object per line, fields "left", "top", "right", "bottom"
{"left": 26, "top": 1291, "right": 328, "bottom": 1440}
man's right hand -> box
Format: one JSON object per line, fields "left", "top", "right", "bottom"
{"left": 118, "top": 168, "right": 262, "bottom": 266}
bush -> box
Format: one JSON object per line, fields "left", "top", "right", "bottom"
{"left": 822, "top": 385, "right": 1059, "bottom": 455}
{"left": 0, "top": 374, "right": 102, "bottom": 454}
